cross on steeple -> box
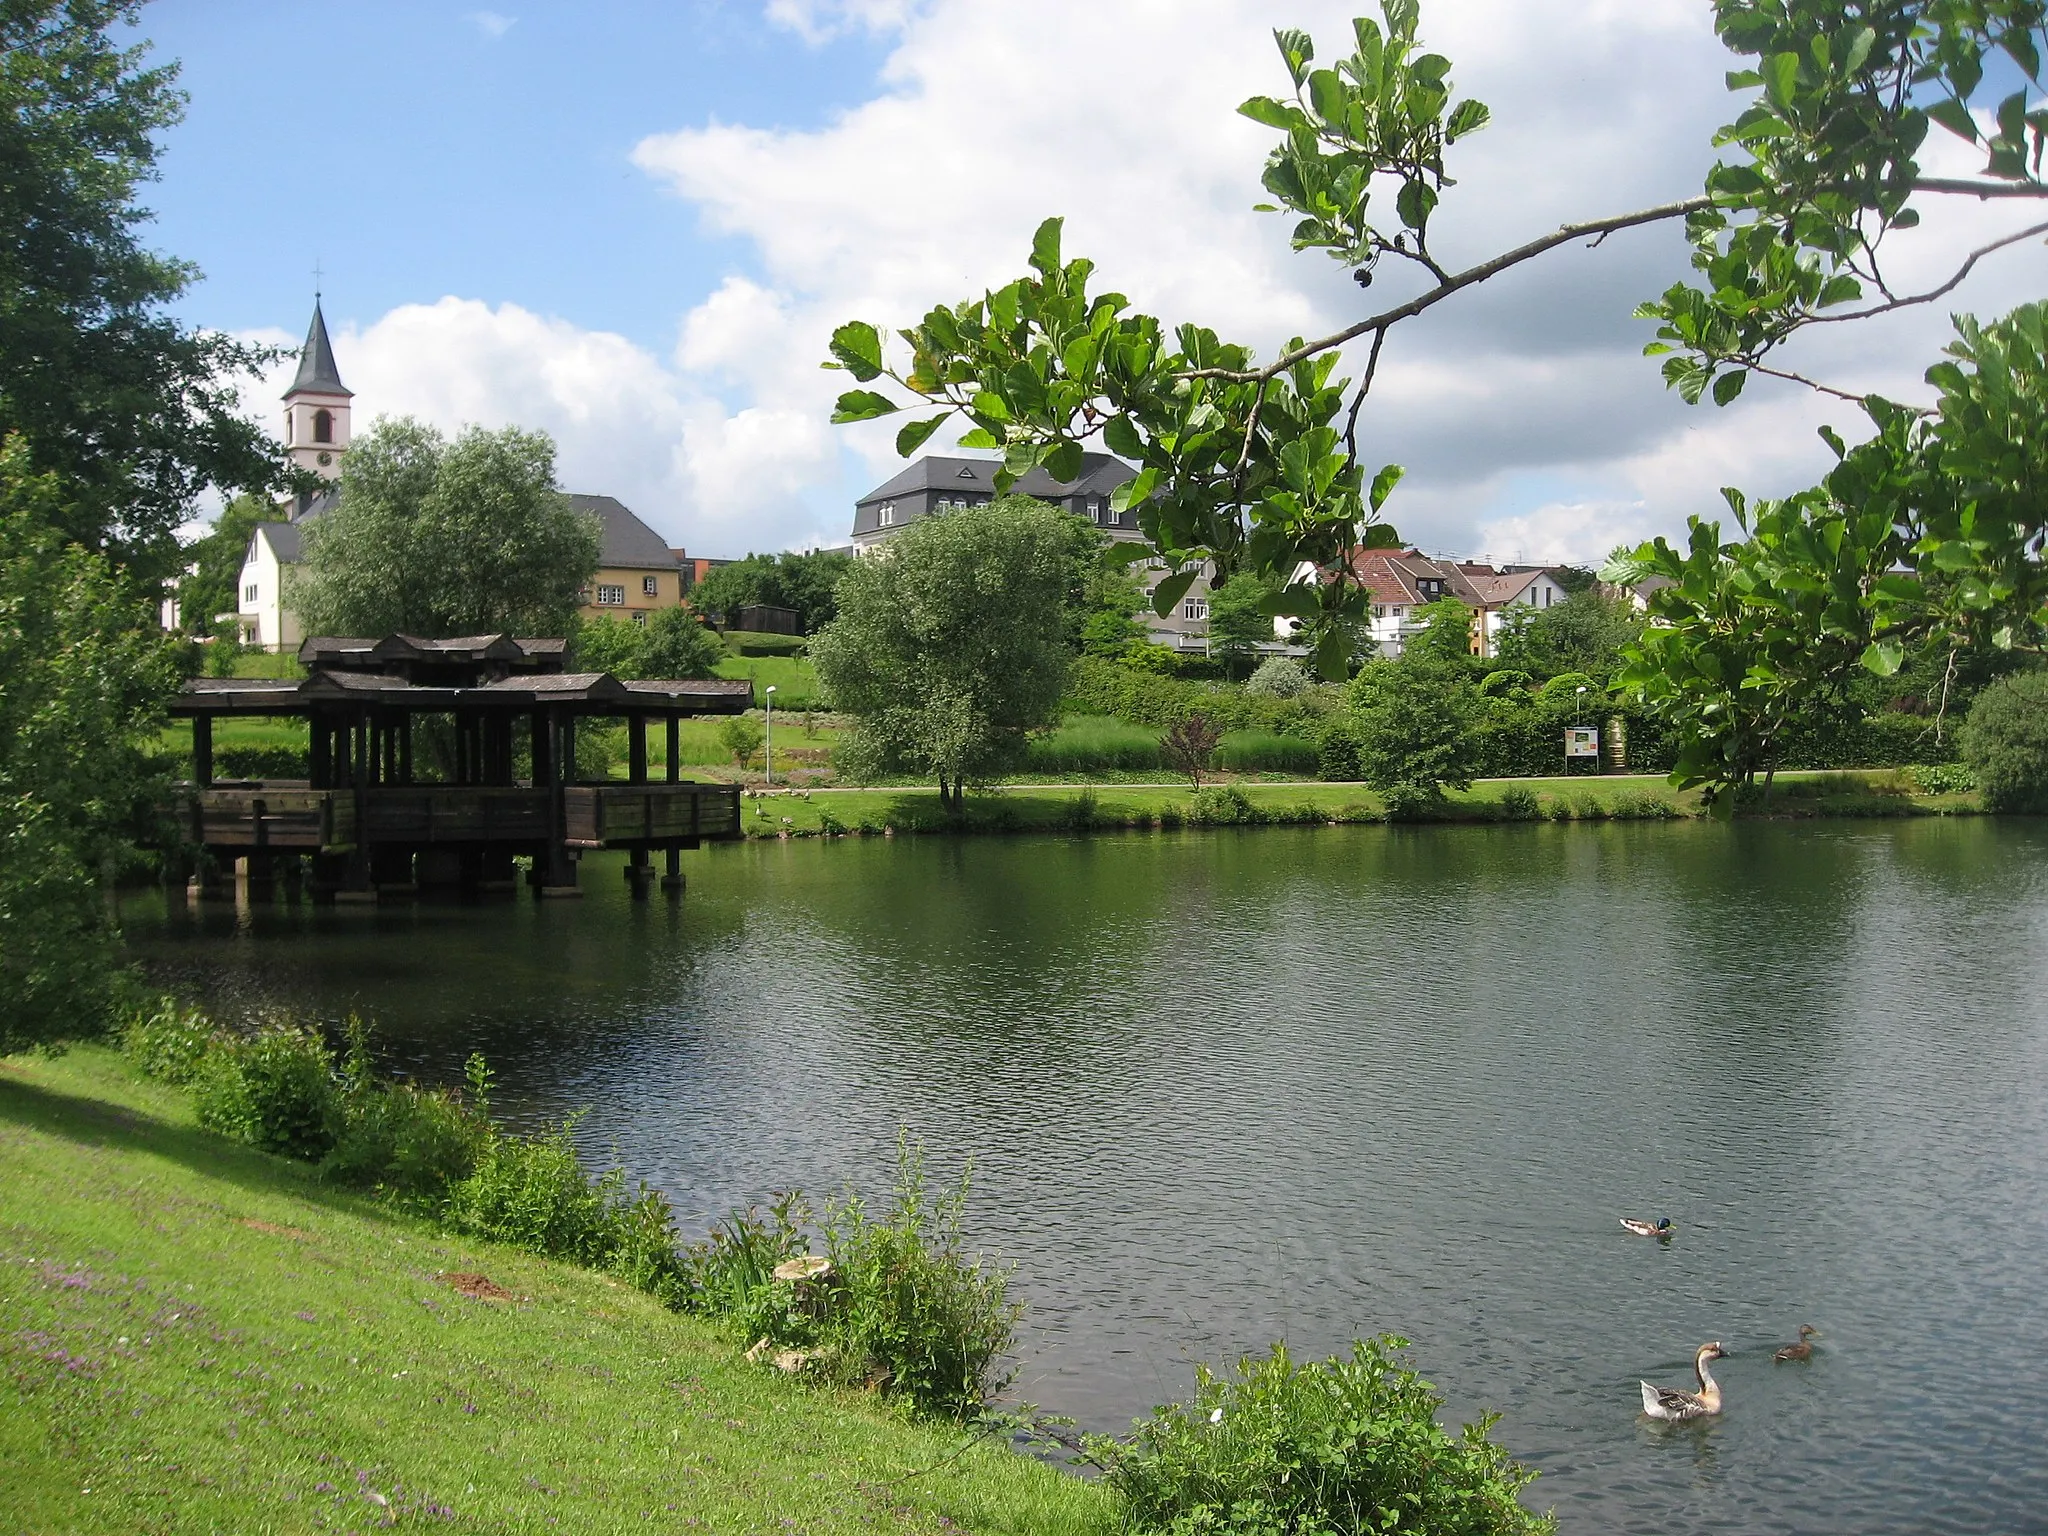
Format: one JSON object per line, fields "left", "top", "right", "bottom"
{"left": 312, "top": 258, "right": 324, "bottom": 300}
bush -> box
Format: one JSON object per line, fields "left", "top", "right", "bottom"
{"left": 1025, "top": 716, "right": 1164, "bottom": 774}
{"left": 1189, "top": 784, "right": 1257, "bottom": 824}
{"left": 1380, "top": 782, "right": 1444, "bottom": 821}
{"left": 1497, "top": 786, "right": 1540, "bottom": 820}
{"left": 1317, "top": 719, "right": 1363, "bottom": 782}
{"left": 1244, "top": 656, "right": 1311, "bottom": 698}
{"left": 1911, "top": 761, "right": 1977, "bottom": 794}
{"left": 1962, "top": 672, "right": 2048, "bottom": 811}
{"left": 121, "top": 998, "right": 216, "bottom": 1085}
{"left": 193, "top": 1025, "right": 342, "bottom": 1160}
{"left": 1535, "top": 671, "right": 1599, "bottom": 702}
{"left": 1088, "top": 1337, "right": 1553, "bottom": 1536}
{"left": 214, "top": 744, "right": 309, "bottom": 779}
{"left": 446, "top": 1117, "right": 622, "bottom": 1264}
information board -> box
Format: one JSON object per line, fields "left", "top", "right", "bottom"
{"left": 1564, "top": 726, "right": 1600, "bottom": 759}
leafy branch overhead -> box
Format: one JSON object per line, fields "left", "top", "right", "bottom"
{"left": 825, "top": 0, "right": 2048, "bottom": 697}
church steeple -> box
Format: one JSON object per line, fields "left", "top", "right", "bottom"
{"left": 282, "top": 298, "right": 352, "bottom": 482}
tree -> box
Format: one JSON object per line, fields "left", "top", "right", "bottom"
{"left": 692, "top": 548, "right": 853, "bottom": 633}
{"left": 0, "top": 2, "right": 287, "bottom": 572}
{"left": 718, "top": 715, "right": 764, "bottom": 770}
{"left": 1962, "top": 671, "right": 2048, "bottom": 812}
{"left": 289, "top": 418, "right": 600, "bottom": 639}
{"left": 1349, "top": 643, "right": 1484, "bottom": 800}
{"left": 824, "top": 2, "right": 2048, "bottom": 690}
{"left": 1076, "top": 556, "right": 1149, "bottom": 657}
{"left": 1160, "top": 713, "right": 1222, "bottom": 789}
{"left": 1493, "top": 589, "right": 1641, "bottom": 683}
{"left": 573, "top": 607, "right": 727, "bottom": 680}
{"left": 0, "top": 437, "right": 180, "bottom": 1050}
{"left": 1207, "top": 571, "right": 1277, "bottom": 678}
{"left": 809, "top": 497, "right": 1092, "bottom": 807}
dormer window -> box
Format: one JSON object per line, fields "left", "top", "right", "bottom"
{"left": 312, "top": 408, "right": 333, "bottom": 444}
{"left": 957, "top": 466, "right": 977, "bottom": 479}
{"left": 878, "top": 502, "right": 896, "bottom": 527}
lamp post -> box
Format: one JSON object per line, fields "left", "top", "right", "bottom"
{"left": 1576, "top": 686, "right": 1591, "bottom": 775}
{"left": 763, "top": 684, "right": 776, "bottom": 786}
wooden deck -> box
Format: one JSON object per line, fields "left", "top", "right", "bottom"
{"left": 179, "top": 781, "right": 741, "bottom": 855}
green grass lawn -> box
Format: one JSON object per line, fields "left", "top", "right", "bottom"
{"left": 0, "top": 1047, "right": 1114, "bottom": 1536}
{"left": 713, "top": 654, "right": 820, "bottom": 709}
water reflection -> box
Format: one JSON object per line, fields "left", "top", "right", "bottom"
{"left": 123, "top": 819, "right": 2048, "bottom": 1535}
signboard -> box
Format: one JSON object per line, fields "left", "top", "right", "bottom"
{"left": 1564, "top": 726, "right": 1600, "bottom": 760}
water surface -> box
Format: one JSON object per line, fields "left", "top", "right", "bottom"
{"left": 124, "top": 820, "right": 2048, "bottom": 1534}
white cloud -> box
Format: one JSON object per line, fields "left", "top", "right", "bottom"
{"left": 466, "top": 10, "right": 516, "bottom": 40}
{"left": 622, "top": 0, "right": 2046, "bottom": 559}
{"left": 242, "top": 3, "right": 2042, "bottom": 565}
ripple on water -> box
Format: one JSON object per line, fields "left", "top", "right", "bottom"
{"left": 122, "top": 819, "right": 2048, "bottom": 1535}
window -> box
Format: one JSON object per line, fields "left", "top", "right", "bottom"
{"left": 878, "top": 501, "right": 896, "bottom": 527}
{"left": 312, "top": 408, "right": 332, "bottom": 444}
{"left": 643, "top": 574, "right": 660, "bottom": 597}
{"left": 633, "top": 611, "right": 647, "bottom": 627}
{"left": 1372, "top": 604, "right": 1385, "bottom": 620}
{"left": 596, "top": 584, "right": 626, "bottom": 606}
{"left": 244, "top": 582, "right": 259, "bottom": 604}
{"left": 1183, "top": 600, "right": 1209, "bottom": 621}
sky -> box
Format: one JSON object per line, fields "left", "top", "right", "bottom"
{"left": 134, "top": 0, "right": 2045, "bottom": 564}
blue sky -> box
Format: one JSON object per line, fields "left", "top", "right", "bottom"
{"left": 134, "top": 4, "right": 883, "bottom": 350}
{"left": 128, "top": 2, "right": 2044, "bottom": 562}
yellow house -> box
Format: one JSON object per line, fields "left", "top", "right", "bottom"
{"left": 571, "top": 494, "right": 686, "bottom": 625}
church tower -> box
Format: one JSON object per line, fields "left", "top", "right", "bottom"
{"left": 282, "top": 299, "right": 352, "bottom": 484}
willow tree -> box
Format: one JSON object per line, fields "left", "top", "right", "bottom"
{"left": 824, "top": 1, "right": 2048, "bottom": 788}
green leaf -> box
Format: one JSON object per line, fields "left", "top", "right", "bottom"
{"left": 1239, "top": 95, "right": 1302, "bottom": 131}
{"left": 1273, "top": 26, "right": 1314, "bottom": 87}
{"left": 1368, "top": 462, "right": 1404, "bottom": 513}
{"left": 830, "top": 389, "right": 898, "bottom": 424}
{"left": 894, "top": 413, "right": 948, "bottom": 458}
{"left": 1150, "top": 569, "right": 1198, "bottom": 619}
{"left": 1445, "top": 98, "right": 1489, "bottom": 139}
{"left": 1766, "top": 51, "right": 1801, "bottom": 107}
{"left": 1358, "top": 521, "right": 1403, "bottom": 550}
{"left": 1103, "top": 414, "right": 1145, "bottom": 459}
{"left": 1395, "top": 179, "right": 1437, "bottom": 231}
{"left": 1711, "top": 368, "right": 1747, "bottom": 406}
{"left": 1030, "top": 217, "right": 1064, "bottom": 277}
{"left": 1313, "top": 625, "right": 1349, "bottom": 681}
{"left": 956, "top": 427, "right": 1001, "bottom": 450}
{"left": 1043, "top": 440, "right": 1084, "bottom": 483}
{"left": 1925, "top": 97, "right": 1979, "bottom": 142}
{"left": 1308, "top": 68, "right": 1349, "bottom": 126}
{"left": 1859, "top": 639, "right": 1905, "bottom": 676}
{"left": 828, "top": 321, "right": 885, "bottom": 382}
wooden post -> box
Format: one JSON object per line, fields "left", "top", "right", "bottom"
{"left": 399, "top": 715, "right": 414, "bottom": 785}
{"left": 629, "top": 712, "right": 648, "bottom": 784}
{"left": 666, "top": 717, "right": 680, "bottom": 783}
{"left": 310, "top": 716, "right": 331, "bottom": 788}
{"left": 193, "top": 714, "right": 213, "bottom": 787}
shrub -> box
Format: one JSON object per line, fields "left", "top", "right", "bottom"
{"left": 1025, "top": 716, "right": 1163, "bottom": 774}
{"left": 1478, "top": 669, "right": 1533, "bottom": 697}
{"left": 1067, "top": 788, "right": 1099, "bottom": 829}
{"left": 820, "top": 1149, "right": 1021, "bottom": 1417}
{"left": 719, "top": 715, "right": 765, "bottom": 769}
{"left": 1088, "top": 1337, "right": 1553, "bottom": 1536}
{"left": 1962, "top": 672, "right": 2048, "bottom": 812}
{"left": 1162, "top": 713, "right": 1223, "bottom": 789}
{"left": 1912, "top": 761, "right": 1977, "bottom": 795}
{"left": 121, "top": 998, "right": 217, "bottom": 1085}
{"left": 1535, "top": 671, "right": 1599, "bottom": 702}
{"left": 213, "top": 744, "right": 310, "bottom": 779}
{"left": 1317, "top": 719, "right": 1363, "bottom": 782}
{"left": 446, "top": 1117, "right": 620, "bottom": 1264}
{"left": 193, "top": 1025, "right": 342, "bottom": 1160}
{"left": 1497, "top": 786, "right": 1540, "bottom": 820}
{"left": 1380, "top": 782, "right": 1444, "bottom": 821}
{"left": 1188, "top": 784, "right": 1256, "bottom": 824}
{"left": 1244, "top": 656, "right": 1311, "bottom": 698}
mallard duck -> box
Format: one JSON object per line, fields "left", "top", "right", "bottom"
{"left": 1620, "top": 1216, "right": 1676, "bottom": 1238}
{"left": 1774, "top": 1325, "right": 1819, "bottom": 1362}
{"left": 1640, "top": 1342, "right": 1727, "bottom": 1422}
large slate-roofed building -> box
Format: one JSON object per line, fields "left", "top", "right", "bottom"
{"left": 851, "top": 453, "right": 1137, "bottom": 553}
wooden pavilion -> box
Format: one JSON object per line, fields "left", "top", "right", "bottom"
{"left": 170, "top": 634, "right": 749, "bottom": 902}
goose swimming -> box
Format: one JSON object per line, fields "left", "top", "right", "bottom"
{"left": 1640, "top": 1342, "right": 1727, "bottom": 1422}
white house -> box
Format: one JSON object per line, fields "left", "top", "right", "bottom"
{"left": 1288, "top": 549, "right": 1575, "bottom": 659}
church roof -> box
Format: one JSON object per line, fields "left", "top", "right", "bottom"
{"left": 285, "top": 301, "right": 353, "bottom": 399}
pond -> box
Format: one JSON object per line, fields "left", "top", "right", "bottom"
{"left": 122, "top": 819, "right": 2048, "bottom": 1535}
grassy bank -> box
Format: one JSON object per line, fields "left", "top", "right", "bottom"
{"left": 0, "top": 1047, "right": 1112, "bottom": 1535}
{"left": 733, "top": 772, "right": 1979, "bottom": 838}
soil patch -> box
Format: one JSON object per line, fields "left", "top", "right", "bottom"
{"left": 240, "top": 1218, "right": 311, "bottom": 1240}
{"left": 444, "top": 1271, "right": 515, "bottom": 1303}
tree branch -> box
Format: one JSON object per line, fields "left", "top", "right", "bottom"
{"left": 1184, "top": 195, "right": 1716, "bottom": 382}
{"left": 1912, "top": 177, "right": 2048, "bottom": 198}
{"left": 1805, "top": 218, "right": 2048, "bottom": 325}
{"left": 1342, "top": 327, "right": 1388, "bottom": 468}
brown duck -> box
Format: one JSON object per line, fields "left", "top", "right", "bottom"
{"left": 1774, "top": 1325, "right": 1819, "bottom": 1362}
